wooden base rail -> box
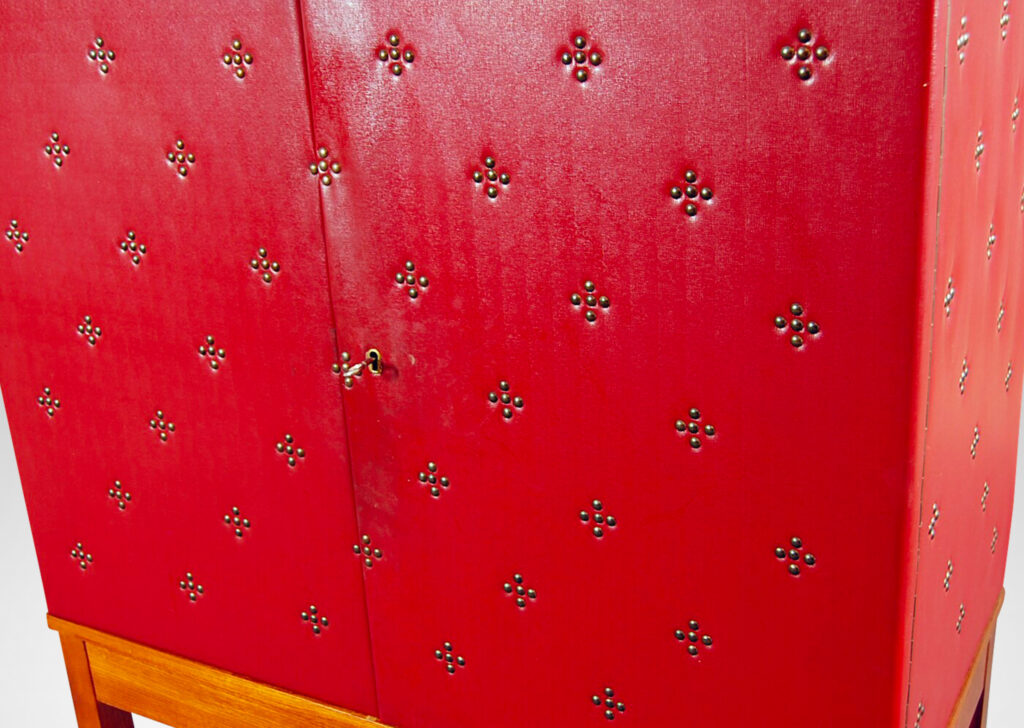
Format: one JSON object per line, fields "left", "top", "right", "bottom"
{"left": 48, "top": 591, "right": 1004, "bottom": 728}
{"left": 47, "top": 615, "right": 381, "bottom": 728}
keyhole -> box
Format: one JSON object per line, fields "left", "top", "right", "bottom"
{"left": 366, "top": 349, "right": 382, "bottom": 375}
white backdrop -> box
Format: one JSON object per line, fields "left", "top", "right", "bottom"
{"left": 1, "top": 396, "right": 1021, "bottom": 726}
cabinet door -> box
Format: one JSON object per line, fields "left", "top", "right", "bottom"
{"left": 0, "top": 1, "right": 376, "bottom": 713}
{"left": 303, "top": 1, "right": 928, "bottom": 727}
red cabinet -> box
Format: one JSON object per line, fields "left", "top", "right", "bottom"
{"left": 0, "top": 1, "right": 1020, "bottom": 727}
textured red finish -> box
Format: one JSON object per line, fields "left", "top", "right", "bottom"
{"left": 0, "top": 1, "right": 377, "bottom": 716}
{"left": 302, "top": 2, "right": 931, "bottom": 726}
{"left": 0, "top": 1, "right": 1020, "bottom": 727}
{"left": 904, "top": 2, "right": 1024, "bottom": 726}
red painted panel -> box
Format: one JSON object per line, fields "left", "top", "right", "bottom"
{"left": 302, "top": 2, "right": 934, "bottom": 726}
{"left": 0, "top": 1, "right": 376, "bottom": 714}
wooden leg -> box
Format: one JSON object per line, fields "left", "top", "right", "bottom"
{"left": 962, "top": 625, "right": 997, "bottom": 728}
{"left": 945, "top": 590, "right": 1004, "bottom": 728}
{"left": 977, "top": 627, "right": 996, "bottom": 728}
{"left": 59, "top": 633, "right": 135, "bottom": 728}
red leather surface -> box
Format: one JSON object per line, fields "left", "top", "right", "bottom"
{"left": 904, "top": 2, "right": 1023, "bottom": 725}
{"left": 302, "top": 1, "right": 932, "bottom": 726}
{"left": 0, "top": 1, "right": 377, "bottom": 715}
{"left": 1, "top": 1, "right": 1020, "bottom": 727}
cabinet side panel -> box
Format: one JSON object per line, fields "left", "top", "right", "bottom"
{"left": 907, "top": 0, "right": 1023, "bottom": 725}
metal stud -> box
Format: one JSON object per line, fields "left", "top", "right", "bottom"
{"left": 224, "top": 506, "right": 251, "bottom": 538}
{"left": 70, "top": 542, "right": 94, "bottom": 570}
{"left": 88, "top": 37, "right": 114, "bottom": 74}
{"left": 504, "top": 573, "right": 537, "bottom": 608}
{"left": 957, "top": 16, "right": 970, "bottom": 63}
{"left": 75, "top": 314, "right": 102, "bottom": 346}
{"left": 179, "top": 571, "right": 204, "bottom": 601}
{"left": 572, "top": 280, "right": 611, "bottom": 323}
{"left": 311, "top": 146, "right": 341, "bottom": 185}
{"left": 224, "top": 39, "right": 253, "bottom": 78}
{"left": 108, "top": 480, "right": 132, "bottom": 510}
{"left": 473, "top": 155, "right": 511, "bottom": 197}
{"left": 396, "top": 261, "right": 429, "bottom": 299}
{"left": 776, "top": 537, "right": 815, "bottom": 575}
{"left": 671, "top": 169, "right": 712, "bottom": 216}
{"left": 355, "top": 535, "right": 382, "bottom": 567}
{"left": 252, "top": 247, "right": 281, "bottom": 284}
{"left": 675, "top": 619, "right": 713, "bottom": 657}
{"left": 436, "top": 642, "right": 465, "bottom": 673}
{"left": 379, "top": 33, "right": 414, "bottom": 74}
{"left": 37, "top": 386, "right": 60, "bottom": 417}
{"left": 581, "top": 500, "right": 616, "bottom": 538}
{"left": 489, "top": 380, "right": 523, "bottom": 418}
{"left": 166, "top": 139, "right": 195, "bottom": 177}
{"left": 591, "top": 688, "right": 625, "bottom": 720}
{"left": 198, "top": 334, "right": 226, "bottom": 370}
{"left": 776, "top": 302, "right": 819, "bottom": 347}
{"left": 276, "top": 433, "right": 306, "bottom": 467}
{"left": 418, "top": 461, "right": 451, "bottom": 498}
{"left": 45, "top": 132, "right": 69, "bottom": 167}
{"left": 928, "top": 503, "right": 940, "bottom": 538}
{"left": 943, "top": 277, "right": 955, "bottom": 316}
{"left": 561, "top": 30, "right": 601, "bottom": 82}
{"left": 5, "top": 219, "right": 28, "bottom": 253}
{"left": 116, "top": 228, "right": 146, "bottom": 265}
{"left": 675, "top": 408, "right": 714, "bottom": 448}
{"left": 780, "top": 28, "right": 828, "bottom": 81}
{"left": 301, "top": 604, "right": 329, "bottom": 635}
{"left": 149, "top": 409, "right": 175, "bottom": 441}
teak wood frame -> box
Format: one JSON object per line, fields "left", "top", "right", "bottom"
{"left": 48, "top": 592, "right": 1004, "bottom": 728}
